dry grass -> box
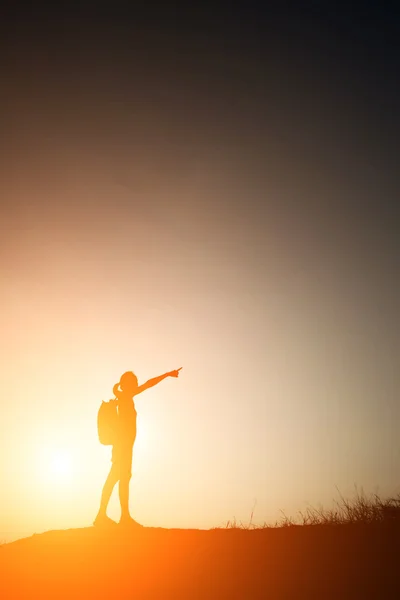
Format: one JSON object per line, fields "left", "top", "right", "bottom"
{"left": 219, "top": 491, "right": 400, "bottom": 530}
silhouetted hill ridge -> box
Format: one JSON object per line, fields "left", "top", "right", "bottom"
{"left": 1, "top": 522, "right": 399, "bottom": 598}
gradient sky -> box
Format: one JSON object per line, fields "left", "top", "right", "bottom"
{"left": 1, "top": 6, "right": 399, "bottom": 542}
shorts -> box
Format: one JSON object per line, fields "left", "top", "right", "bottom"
{"left": 111, "top": 435, "right": 135, "bottom": 479}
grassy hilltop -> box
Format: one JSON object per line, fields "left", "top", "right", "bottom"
{"left": 1, "top": 496, "right": 399, "bottom": 599}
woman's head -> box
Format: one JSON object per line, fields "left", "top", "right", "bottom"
{"left": 117, "top": 371, "right": 138, "bottom": 394}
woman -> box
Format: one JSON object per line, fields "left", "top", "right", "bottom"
{"left": 94, "top": 367, "right": 182, "bottom": 527}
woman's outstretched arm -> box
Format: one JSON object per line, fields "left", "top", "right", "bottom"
{"left": 137, "top": 368, "right": 182, "bottom": 395}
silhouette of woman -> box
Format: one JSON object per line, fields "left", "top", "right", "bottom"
{"left": 94, "top": 367, "right": 182, "bottom": 527}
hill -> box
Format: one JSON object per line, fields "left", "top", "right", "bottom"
{"left": 0, "top": 520, "right": 399, "bottom": 599}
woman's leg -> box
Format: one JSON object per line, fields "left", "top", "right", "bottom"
{"left": 119, "top": 441, "right": 134, "bottom": 521}
{"left": 97, "top": 466, "right": 119, "bottom": 517}
{"left": 119, "top": 473, "right": 131, "bottom": 519}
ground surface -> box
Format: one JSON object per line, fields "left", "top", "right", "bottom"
{"left": 0, "top": 522, "right": 399, "bottom": 598}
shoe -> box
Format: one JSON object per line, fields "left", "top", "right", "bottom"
{"left": 93, "top": 514, "right": 117, "bottom": 527}
{"left": 119, "top": 515, "right": 143, "bottom": 528}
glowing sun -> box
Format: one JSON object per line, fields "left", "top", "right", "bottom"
{"left": 47, "top": 451, "right": 73, "bottom": 482}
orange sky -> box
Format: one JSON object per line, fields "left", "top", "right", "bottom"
{"left": 1, "top": 18, "right": 399, "bottom": 543}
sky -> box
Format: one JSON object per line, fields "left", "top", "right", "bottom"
{"left": 1, "top": 5, "right": 399, "bottom": 542}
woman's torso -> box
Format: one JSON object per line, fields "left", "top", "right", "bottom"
{"left": 117, "top": 392, "right": 137, "bottom": 440}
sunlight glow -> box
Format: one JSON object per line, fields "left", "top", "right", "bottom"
{"left": 44, "top": 451, "right": 73, "bottom": 484}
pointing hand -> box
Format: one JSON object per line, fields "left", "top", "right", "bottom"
{"left": 170, "top": 367, "right": 183, "bottom": 378}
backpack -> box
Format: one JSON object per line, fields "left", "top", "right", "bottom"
{"left": 97, "top": 399, "right": 119, "bottom": 445}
